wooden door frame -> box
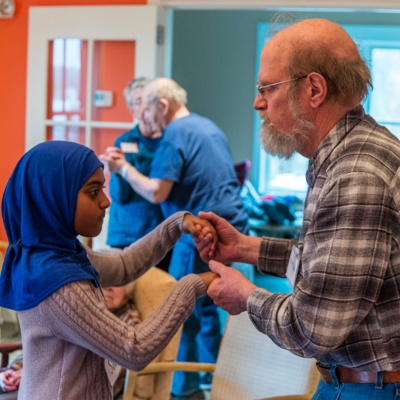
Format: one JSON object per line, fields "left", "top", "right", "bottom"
{"left": 26, "top": 5, "right": 167, "bottom": 151}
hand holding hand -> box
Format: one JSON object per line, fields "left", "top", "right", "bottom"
{"left": 195, "top": 211, "right": 244, "bottom": 263}
{"left": 182, "top": 214, "right": 218, "bottom": 254}
{"left": 0, "top": 369, "right": 21, "bottom": 392}
{"left": 198, "top": 271, "right": 219, "bottom": 289}
{"left": 207, "top": 261, "right": 258, "bottom": 315}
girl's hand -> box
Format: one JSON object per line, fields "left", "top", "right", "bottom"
{"left": 198, "top": 271, "right": 219, "bottom": 289}
{"left": 182, "top": 214, "right": 218, "bottom": 255}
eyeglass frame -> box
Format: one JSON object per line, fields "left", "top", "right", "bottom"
{"left": 256, "top": 75, "right": 308, "bottom": 98}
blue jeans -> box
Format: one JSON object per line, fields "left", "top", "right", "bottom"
{"left": 169, "top": 236, "right": 222, "bottom": 396}
{"left": 313, "top": 368, "right": 400, "bottom": 400}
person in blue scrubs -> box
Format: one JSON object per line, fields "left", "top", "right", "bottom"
{"left": 101, "top": 78, "right": 248, "bottom": 400}
{"left": 104, "top": 77, "right": 171, "bottom": 271}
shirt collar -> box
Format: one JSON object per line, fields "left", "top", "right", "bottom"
{"left": 306, "top": 105, "right": 366, "bottom": 187}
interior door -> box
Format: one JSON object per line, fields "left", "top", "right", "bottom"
{"left": 26, "top": 5, "right": 167, "bottom": 153}
{"left": 25, "top": 5, "right": 167, "bottom": 250}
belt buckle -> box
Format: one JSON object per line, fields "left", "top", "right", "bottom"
{"left": 316, "top": 362, "right": 333, "bottom": 384}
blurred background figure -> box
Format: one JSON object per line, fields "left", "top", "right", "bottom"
{"left": 106, "top": 77, "right": 171, "bottom": 272}
{"left": 103, "top": 284, "right": 141, "bottom": 400}
{"left": 0, "top": 354, "right": 22, "bottom": 397}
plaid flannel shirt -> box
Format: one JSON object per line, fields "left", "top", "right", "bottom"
{"left": 248, "top": 106, "right": 400, "bottom": 371}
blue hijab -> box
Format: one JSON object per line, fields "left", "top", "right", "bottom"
{"left": 0, "top": 141, "right": 103, "bottom": 311}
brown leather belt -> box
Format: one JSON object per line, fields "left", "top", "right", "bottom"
{"left": 317, "top": 363, "right": 400, "bottom": 384}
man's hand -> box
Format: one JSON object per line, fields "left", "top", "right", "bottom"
{"left": 196, "top": 211, "right": 262, "bottom": 265}
{"left": 195, "top": 211, "right": 243, "bottom": 263}
{"left": 207, "top": 260, "right": 258, "bottom": 315}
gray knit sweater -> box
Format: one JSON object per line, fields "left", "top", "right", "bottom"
{"left": 17, "top": 212, "right": 206, "bottom": 400}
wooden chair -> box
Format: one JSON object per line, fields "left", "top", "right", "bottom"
{"left": 122, "top": 267, "right": 182, "bottom": 400}
{"left": 125, "top": 311, "right": 319, "bottom": 400}
{"left": 0, "top": 342, "right": 22, "bottom": 369}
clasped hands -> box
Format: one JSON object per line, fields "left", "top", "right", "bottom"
{"left": 99, "top": 147, "right": 129, "bottom": 175}
{"left": 0, "top": 368, "right": 22, "bottom": 392}
{"left": 186, "top": 212, "right": 258, "bottom": 315}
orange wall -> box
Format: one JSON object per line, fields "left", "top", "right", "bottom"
{"left": 0, "top": 0, "right": 146, "bottom": 242}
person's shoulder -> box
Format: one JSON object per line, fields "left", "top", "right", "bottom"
{"left": 187, "top": 113, "right": 213, "bottom": 125}
{"left": 335, "top": 117, "right": 400, "bottom": 180}
{"left": 348, "top": 115, "right": 400, "bottom": 157}
{"left": 171, "top": 113, "right": 207, "bottom": 125}
{"left": 179, "top": 113, "right": 224, "bottom": 133}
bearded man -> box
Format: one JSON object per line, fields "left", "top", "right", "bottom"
{"left": 195, "top": 18, "right": 400, "bottom": 399}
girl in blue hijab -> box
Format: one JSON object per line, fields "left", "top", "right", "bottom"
{"left": 0, "top": 141, "right": 216, "bottom": 400}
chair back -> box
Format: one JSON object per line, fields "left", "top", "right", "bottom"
{"left": 234, "top": 160, "right": 252, "bottom": 187}
{"left": 211, "top": 311, "right": 319, "bottom": 400}
{"left": 123, "top": 267, "right": 181, "bottom": 400}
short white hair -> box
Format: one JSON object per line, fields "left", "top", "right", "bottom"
{"left": 123, "top": 77, "right": 151, "bottom": 105}
{"left": 145, "top": 77, "right": 187, "bottom": 105}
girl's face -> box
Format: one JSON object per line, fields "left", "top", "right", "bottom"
{"left": 103, "top": 286, "right": 128, "bottom": 311}
{"left": 74, "top": 167, "right": 110, "bottom": 237}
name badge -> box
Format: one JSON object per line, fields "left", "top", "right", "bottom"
{"left": 104, "top": 359, "right": 122, "bottom": 387}
{"left": 120, "top": 142, "right": 139, "bottom": 153}
{"left": 285, "top": 246, "right": 300, "bottom": 289}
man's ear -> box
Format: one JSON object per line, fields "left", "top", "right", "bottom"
{"left": 158, "top": 98, "right": 169, "bottom": 116}
{"left": 308, "top": 73, "right": 328, "bottom": 108}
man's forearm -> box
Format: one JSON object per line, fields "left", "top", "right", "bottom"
{"left": 236, "top": 235, "right": 262, "bottom": 266}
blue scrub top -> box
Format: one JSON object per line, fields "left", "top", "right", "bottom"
{"left": 150, "top": 114, "right": 248, "bottom": 233}
{"left": 107, "top": 125, "right": 165, "bottom": 247}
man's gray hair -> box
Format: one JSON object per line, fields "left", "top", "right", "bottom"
{"left": 146, "top": 78, "right": 187, "bottom": 105}
{"left": 287, "top": 45, "right": 372, "bottom": 106}
{"left": 267, "top": 16, "right": 372, "bottom": 106}
{"left": 123, "top": 77, "right": 151, "bottom": 105}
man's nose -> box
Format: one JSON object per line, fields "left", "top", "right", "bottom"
{"left": 253, "top": 94, "right": 267, "bottom": 110}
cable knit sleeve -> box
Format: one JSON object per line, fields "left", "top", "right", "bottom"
{"left": 40, "top": 275, "right": 206, "bottom": 371}
{"left": 85, "top": 211, "right": 187, "bottom": 287}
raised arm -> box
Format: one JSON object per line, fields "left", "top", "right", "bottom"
{"left": 85, "top": 211, "right": 217, "bottom": 288}
{"left": 100, "top": 147, "right": 173, "bottom": 204}
{"left": 41, "top": 274, "right": 209, "bottom": 371}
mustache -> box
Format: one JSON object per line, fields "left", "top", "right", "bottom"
{"left": 259, "top": 111, "right": 268, "bottom": 122}
{"left": 259, "top": 111, "right": 273, "bottom": 130}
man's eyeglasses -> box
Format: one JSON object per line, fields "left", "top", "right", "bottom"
{"left": 256, "top": 75, "right": 308, "bottom": 98}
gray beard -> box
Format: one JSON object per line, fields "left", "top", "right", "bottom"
{"left": 259, "top": 102, "right": 315, "bottom": 159}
